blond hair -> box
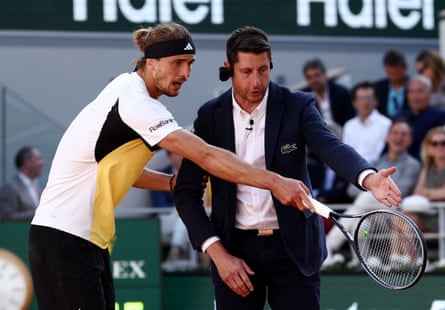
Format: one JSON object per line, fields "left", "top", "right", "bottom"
{"left": 420, "top": 126, "right": 445, "bottom": 166}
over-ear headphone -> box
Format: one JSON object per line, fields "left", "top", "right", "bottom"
{"left": 218, "top": 62, "right": 274, "bottom": 81}
{"left": 219, "top": 67, "right": 232, "bottom": 81}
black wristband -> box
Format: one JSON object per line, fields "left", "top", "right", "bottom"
{"left": 170, "top": 174, "right": 175, "bottom": 192}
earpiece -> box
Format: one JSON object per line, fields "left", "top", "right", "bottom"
{"left": 219, "top": 67, "right": 232, "bottom": 81}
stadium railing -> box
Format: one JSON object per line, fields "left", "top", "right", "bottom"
{"left": 115, "top": 201, "right": 445, "bottom": 264}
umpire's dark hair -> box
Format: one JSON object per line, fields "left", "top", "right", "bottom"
{"left": 302, "top": 58, "right": 326, "bottom": 75}
{"left": 383, "top": 49, "right": 407, "bottom": 67}
{"left": 15, "top": 146, "right": 34, "bottom": 169}
{"left": 351, "top": 81, "right": 378, "bottom": 100}
{"left": 219, "top": 26, "right": 272, "bottom": 81}
{"left": 226, "top": 25, "right": 271, "bottom": 66}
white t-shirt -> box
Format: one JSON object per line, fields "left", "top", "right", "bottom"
{"left": 32, "top": 72, "right": 182, "bottom": 248}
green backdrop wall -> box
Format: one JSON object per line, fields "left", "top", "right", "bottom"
{"left": 1, "top": 219, "right": 444, "bottom": 310}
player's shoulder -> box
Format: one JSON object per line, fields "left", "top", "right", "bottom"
{"left": 119, "top": 72, "right": 147, "bottom": 95}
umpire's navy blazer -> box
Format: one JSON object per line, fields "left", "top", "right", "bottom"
{"left": 174, "top": 82, "right": 373, "bottom": 277}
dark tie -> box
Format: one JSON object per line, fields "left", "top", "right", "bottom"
{"left": 388, "top": 96, "right": 400, "bottom": 117}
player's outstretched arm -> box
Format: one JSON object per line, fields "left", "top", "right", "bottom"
{"left": 158, "top": 129, "right": 314, "bottom": 212}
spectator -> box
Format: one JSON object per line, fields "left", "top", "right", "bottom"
{"left": 374, "top": 49, "right": 410, "bottom": 117}
{"left": 343, "top": 81, "right": 392, "bottom": 163}
{"left": 415, "top": 49, "right": 445, "bottom": 107}
{"left": 399, "top": 126, "right": 445, "bottom": 233}
{"left": 323, "top": 119, "right": 421, "bottom": 268}
{"left": 162, "top": 182, "right": 212, "bottom": 271}
{"left": 154, "top": 151, "right": 211, "bottom": 269}
{"left": 0, "top": 146, "right": 44, "bottom": 221}
{"left": 151, "top": 151, "right": 183, "bottom": 207}
{"left": 395, "top": 75, "right": 445, "bottom": 159}
{"left": 161, "top": 211, "right": 192, "bottom": 266}
{"left": 174, "top": 25, "right": 401, "bottom": 309}
{"left": 302, "top": 58, "right": 355, "bottom": 127}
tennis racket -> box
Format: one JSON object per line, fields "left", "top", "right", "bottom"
{"left": 310, "top": 198, "right": 427, "bottom": 290}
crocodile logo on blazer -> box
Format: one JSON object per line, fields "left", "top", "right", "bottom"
{"left": 280, "top": 143, "right": 297, "bottom": 154}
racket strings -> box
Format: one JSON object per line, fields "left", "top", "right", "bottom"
{"left": 355, "top": 212, "right": 425, "bottom": 289}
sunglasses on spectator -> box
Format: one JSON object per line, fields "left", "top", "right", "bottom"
{"left": 429, "top": 140, "right": 445, "bottom": 147}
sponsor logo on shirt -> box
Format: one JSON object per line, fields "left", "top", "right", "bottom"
{"left": 149, "top": 118, "right": 174, "bottom": 133}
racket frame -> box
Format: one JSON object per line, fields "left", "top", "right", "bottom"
{"left": 311, "top": 198, "right": 428, "bottom": 290}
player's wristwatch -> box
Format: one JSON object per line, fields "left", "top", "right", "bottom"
{"left": 0, "top": 248, "right": 33, "bottom": 309}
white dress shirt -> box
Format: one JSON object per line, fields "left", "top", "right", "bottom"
{"left": 232, "top": 89, "right": 279, "bottom": 231}
{"left": 314, "top": 87, "right": 334, "bottom": 125}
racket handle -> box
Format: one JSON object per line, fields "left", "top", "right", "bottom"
{"left": 309, "top": 198, "right": 332, "bottom": 219}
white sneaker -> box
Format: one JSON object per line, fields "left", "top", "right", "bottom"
{"left": 389, "top": 254, "right": 412, "bottom": 267}
{"left": 366, "top": 256, "right": 382, "bottom": 269}
{"left": 322, "top": 253, "right": 345, "bottom": 269}
{"left": 346, "top": 259, "right": 360, "bottom": 269}
{"left": 431, "top": 258, "right": 445, "bottom": 271}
